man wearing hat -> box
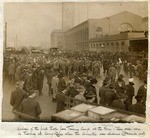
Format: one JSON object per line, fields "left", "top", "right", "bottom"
{"left": 125, "top": 78, "right": 135, "bottom": 110}
{"left": 99, "top": 79, "right": 109, "bottom": 105}
{"left": 75, "top": 85, "right": 86, "bottom": 105}
{"left": 115, "top": 74, "right": 126, "bottom": 94}
{"left": 56, "top": 87, "right": 67, "bottom": 113}
{"left": 86, "top": 92, "right": 96, "bottom": 103}
{"left": 51, "top": 72, "right": 59, "bottom": 102}
{"left": 58, "top": 74, "right": 66, "bottom": 92}
{"left": 128, "top": 95, "right": 145, "bottom": 115}
{"left": 137, "top": 80, "right": 147, "bottom": 107}
{"left": 10, "top": 81, "right": 27, "bottom": 120}
{"left": 85, "top": 78, "right": 97, "bottom": 103}
{"left": 104, "top": 83, "right": 118, "bottom": 106}
{"left": 19, "top": 88, "right": 42, "bottom": 121}
{"left": 111, "top": 93, "right": 127, "bottom": 110}
{"left": 108, "top": 63, "right": 116, "bottom": 82}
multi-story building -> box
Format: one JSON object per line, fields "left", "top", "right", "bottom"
{"left": 142, "top": 17, "right": 148, "bottom": 31}
{"left": 65, "top": 11, "right": 147, "bottom": 52}
{"left": 51, "top": 29, "right": 65, "bottom": 50}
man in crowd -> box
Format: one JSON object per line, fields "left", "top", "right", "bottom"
{"left": 137, "top": 80, "right": 147, "bottom": 107}
{"left": 99, "top": 79, "right": 109, "bottom": 105}
{"left": 10, "top": 81, "right": 27, "bottom": 120}
{"left": 129, "top": 95, "right": 145, "bottom": 115}
{"left": 51, "top": 72, "right": 59, "bottom": 102}
{"left": 105, "top": 83, "right": 118, "bottom": 106}
{"left": 85, "top": 78, "right": 97, "bottom": 103}
{"left": 111, "top": 92, "right": 127, "bottom": 110}
{"left": 108, "top": 62, "right": 116, "bottom": 82}
{"left": 75, "top": 85, "right": 86, "bottom": 105}
{"left": 58, "top": 74, "right": 66, "bottom": 92}
{"left": 56, "top": 87, "right": 67, "bottom": 113}
{"left": 125, "top": 78, "right": 135, "bottom": 110}
{"left": 10, "top": 81, "right": 27, "bottom": 110}
{"left": 19, "top": 88, "right": 42, "bottom": 121}
{"left": 8, "top": 60, "right": 16, "bottom": 84}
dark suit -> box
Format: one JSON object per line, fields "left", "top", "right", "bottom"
{"left": 56, "top": 92, "right": 66, "bottom": 113}
{"left": 104, "top": 89, "right": 118, "bottom": 106}
{"left": 58, "top": 78, "right": 66, "bottom": 92}
{"left": 129, "top": 103, "right": 145, "bottom": 115}
{"left": 10, "top": 88, "right": 27, "bottom": 111}
{"left": 111, "top": 99, "right": 126, "bottom": 110}
{"left": 85, "top": 84, "right": 97, "bottom": 103}
{"left": 19, "top": 98, "right": 42, "bottom": 120}
{"left": 99, "top": 85, "right": 108, "bottom": 105}
{"left": 125, "top": 82, "right": 135, "bottom": 109}
{"left": 137, "top": 85, "right": 147, "bottom": 106}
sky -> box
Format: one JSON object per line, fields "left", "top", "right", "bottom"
{"left": 4, "top": 2, "right": 148, "bottom": 48}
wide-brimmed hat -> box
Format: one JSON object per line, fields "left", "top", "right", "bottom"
{"left": 103, "top": 79, "right": 109, "bottom": 85}
{"left": 90, "top": 78, "right": 98, "bottom": 84}
{"left": 119, "top": 74, "right": 124, "bottom": 79}
{"left": 86, "top": 92, "right": 96, "bottom": 98}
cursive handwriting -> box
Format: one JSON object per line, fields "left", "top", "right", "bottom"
{"left": 17, "top": 124, "right": 146, "bottom": 137}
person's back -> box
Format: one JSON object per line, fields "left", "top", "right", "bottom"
{"left": 129, "top": 103, "right": 145, "bottom": 115}
{"left": 10, "top": 89, "right": 27, "bottom": 111}
{"left": 111, "top": 99, "right": 126, "bottom": 110}
{"left": 75, "top": 93, "right": 86, "bottom": 105}
{"left": 128, "top": 95, "right": 146, "bottom": 115}
{"left": 56, "top": 90, "right": 66, "bottom": 113}
{"left": 105, "top": 89, "right": 116, "bottom": 106}
{"left": 10, "top": 81, "right": 27, "bottom": 111}
{"left": 20, "top": 97, "right": 41, "bottom": 120}
{"left": 99, "top": 85, "right": 108, "bottom": 105}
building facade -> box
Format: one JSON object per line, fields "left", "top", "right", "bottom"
{"left": 65, "top": 11, "right": 145, "bottom": 51}
{"left": 89, "top": 32, "right": 147, "bottom": 53}
{"left": 51, "top": 29, "right": 65, "bottom": 50}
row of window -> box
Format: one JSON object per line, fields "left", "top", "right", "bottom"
{"left": 90, "top": 41, "right": 125, "bottom": 47}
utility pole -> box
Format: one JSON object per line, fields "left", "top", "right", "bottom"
{"left": 62, "top": 2, "right": 63, "bottom": 29}
{"left": 4, "top": 22, "right": 7, "bottom": 52}
{"left": 16, "top": 34, "right": 18, "bottom": 50}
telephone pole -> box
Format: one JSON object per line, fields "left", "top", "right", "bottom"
{"left": 4, "top": 22, "right": 7, "bottom": 52}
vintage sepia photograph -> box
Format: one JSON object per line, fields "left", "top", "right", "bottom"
{"left": 2, "top": 2, "right": 148, "bottom": 123}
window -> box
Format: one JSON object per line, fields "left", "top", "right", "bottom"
{"left": 121, "top": 42, "right": 124, "bottom": 45}
{"left": 119, "top": 23, "right": 133, "bottom": 32}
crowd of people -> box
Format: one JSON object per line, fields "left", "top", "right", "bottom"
{"left": 4, "top": 51, "right": 147, "bottom": 121}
